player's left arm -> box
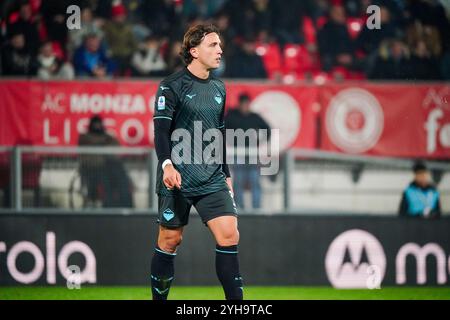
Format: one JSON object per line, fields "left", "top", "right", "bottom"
{"left": 219, "top": 92, "right": 233, "bottom": 194}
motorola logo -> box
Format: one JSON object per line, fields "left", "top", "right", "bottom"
{"left": 325, "top": 229, "right": 386, "bottom": 288}
{"left": 0, "top": 231, "right": 96, "bottom": 285}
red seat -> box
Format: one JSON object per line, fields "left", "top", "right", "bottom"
{"left": 316, "top": 16, "right": 328, "bottom": 31}
{"left": 283, "top": 44, "right": 321, "bottom": 79}
{"left": 347, "top": 17, "right": 364, "bottom": 39}
{"left": 255, "top": 41, "right": 282, "bottom": 79}
{"left": 51, "top": 41, "right": 65, "bottom": 60}
{"left": 302, "top": 16, "right": 317, "bottom": 45}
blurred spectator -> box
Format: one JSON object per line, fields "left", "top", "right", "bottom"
{"left": 182, "top": 0, "right": 227, "bottom": 20}
{"left": 399, "top": 161, "right": 441, "bottom": 219}
{"left": 226, "top": 38, "right": 267, "bottom": 78}
{"left": 139, "top": 0, "right": 180, "bottom": 38}
{"left": 344, "top": 0, "right": 371, "bottom": 17}
{"left": 406, "top": 20, "right": 442, "bottom": 57}
{"left": 36, "top": 41, "right": 74, "bottom": 80}
{"left": 131, "top": 34, "right": 167, "bottom": 77}
{"left": 78, "top": 115, "right": 133, "bottom": 208}
{"left": 225, "top": 93, "right": 271, "bottom": 209}
{"left": 369, "top": 38, "right": 413, "bottom": 80}
{"left": 356, "top": 5, "right": 401, "bottom": 56}
{"left": 40, "top": 0, "right": 75, "bottom": 54}
{"left": 73, "top": 32, "right": 115, "bottom": 78}
{"left": 165, "top": 40, "right": 184, "bottom": 74}
{"left": 67, "top": 7, "right": 104, "bottom": 58}
{"left": 1, "top": 0, "right": 450, "bottom": 81}
{"left": 409, "top": 40, "right": 442, "bottom": 80}
{"left": 7, "top": 0, "right": 41, "bottom": 55}
{"left": 1, "top": 31, "right": 37, "bottom": 76}
{"left": 317, "top": 5, "right": 354, "bottom": 71}
{"left": 102, "top": 3, "right": 137, "bottom": 75}
{"left": 271, "top": 0, "right": 306, "bottom": 45}
{"left": 406, "top": 0, "right": 450, "bottom": 53}
{"left": 214, "top": 9, "right": 236, "bottom": 47}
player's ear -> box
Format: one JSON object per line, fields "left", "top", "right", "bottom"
{"left": 190, "top": 47, "right": 199, "bottom": 59}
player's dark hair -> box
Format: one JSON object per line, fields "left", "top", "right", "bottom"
{"left": 238, "top": 93, "right": 251, "bottom": 103}
{"left": 413, "top": 161, "right": 427, "bottom": 173}
{"left": 181, "top": 24, "right": 220, "bottom": 65}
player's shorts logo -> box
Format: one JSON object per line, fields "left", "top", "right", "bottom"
{"left": 325, "top": 229, "right": 386, "bottom": 288}
{"left": 163, "top": 208, "right": 175, "bottom": 221}
{"left": 326, "top": 88, "right": 384, "bottom": 153}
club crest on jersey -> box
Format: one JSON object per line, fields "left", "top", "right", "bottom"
{"left": 157, "top": 96, "right": 166, "bottom": 110}
{"left": 214, "top": 94, "right": 222, "bottom": 104}
{"left": 163, "top": 208, "right": 175, "bottom": 221}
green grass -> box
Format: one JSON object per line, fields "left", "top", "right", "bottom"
{"left": 1, "top": 286, "right": 449, "bottom": 300}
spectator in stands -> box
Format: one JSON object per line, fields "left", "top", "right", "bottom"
{"left": 225, "top": 93, "right": 271, "bottom": 209}
{"left": 1, "top": 31, "right": 37, "bottom": 76}
{"left": 139, "top": 0, "right": 180, "bottom": 38}
{"left": 37, "top": 41, "right": 74, "bottom": 80}
{"left": 406, "top": 20, "right": 442, "bottom": 58}
{"left": 67, "top": 7, "right": 104, "bottom": 58}
{"left": 399, "top": 161, "right": 441, "bottom": 219}
{"left": 356, "top": 5, "right": 401, "bottom": 56}
{"left": 317, "top": 5, "right": 355, "bottom": 71}
{"left": 225, "top": 38, "right": 267, "bottom": 78}
{"left": 271, "top": 0, "right": 306, "bottom": 45}
{"left": 409, "top": 40, "right": 442, "bottom": 80}
{"left": 7, "top": 0, "right": 41, "bottom": 55}
{"left": 406, "top": 0, "right": 450, "bottom": 54}
{"left": 165, "top": 40, "right": 184, "bottom": 74}
{"left": 182, "top": 0, "right": 227, "bottom": 20}
{"left": 131, "top": 34, "right": 167, "bottom": 77}
{"left": 102, "top": 3, "right": 137, "bottom": 76}
{"left": 369, "top": 38, "right": 413, "bottom": 80}
{"left": 40, "top": 0, "right": 74, "bottom": 54}
{"left": 78, "top": 115, "right": 133, "bottom": 208}
{"left": 73, "top": 32, "right": 115, "bottom": 78}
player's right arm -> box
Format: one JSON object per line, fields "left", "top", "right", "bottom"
{"left": 153, "top": 83, "right": 182, "bottom": 190}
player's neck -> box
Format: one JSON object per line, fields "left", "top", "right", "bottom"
{"left": 187, "top": 61, "right": 210, "bottom": 80}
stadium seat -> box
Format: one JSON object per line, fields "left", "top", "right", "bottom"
{"left": 346, "top": 17, "right": 364, "bottom": 39}
{"left": 283, "top": 44, "right": 321, "bottom": 79}
{"left": 255, "top": 41, "right": 283, "bottom": 79}
{"left": 51, "top": 41, "right": 65, "bottom": 60}
{"left": 302, "top": 16, "right": 317, "bottom": 45}
{"left": 316, "top": 16, "right": 328, "bottom": 30}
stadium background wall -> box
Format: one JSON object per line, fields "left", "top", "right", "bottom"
{"left": 0, "top": 214, "right": 449, "bottom": 287}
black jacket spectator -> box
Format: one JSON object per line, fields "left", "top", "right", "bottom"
{"left": 226, "top": 40, "right": 267, "bottom": 79}
{"left": 7, "top": 1, "right": 41, "bottom": 55}
{"left": 369, "top": 39, "right": 413, "bottom": 80}
{"left": 1, "top": 32, "right": 37, "bottom": 76}
{"left": 317, "top": 5, "right": 354, "bottom": 71}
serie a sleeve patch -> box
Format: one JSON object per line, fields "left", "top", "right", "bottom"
{"left": 157, "top": 96, "right": 166, "bottom": 110}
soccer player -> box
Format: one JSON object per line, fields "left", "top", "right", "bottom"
{"left": 151, "top": 24, "right": 243, "bottom": 300}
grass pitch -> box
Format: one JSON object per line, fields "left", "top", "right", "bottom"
{"left": 1, "top": 286, "right": 449, "bottom": 300}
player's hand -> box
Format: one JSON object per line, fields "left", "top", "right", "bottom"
{"left": 163, "top": 164, "right": 182, "bottom": 190}
{"left": 226, "top": 177, "right": 234, "bottom": 197}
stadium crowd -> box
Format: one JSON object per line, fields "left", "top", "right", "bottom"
{"left": 1, "top": 0, "right": 450, "bottom": 81}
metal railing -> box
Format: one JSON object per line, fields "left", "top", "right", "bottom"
{"left": 0, "top": 146, "right": 449, "bottom": 215}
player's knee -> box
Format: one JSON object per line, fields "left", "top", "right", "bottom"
{"left": 216, "top": 228, "right": 239, "bottom": 246}
{"left": 159, "top": 233, "right": 182, "bottom": 253}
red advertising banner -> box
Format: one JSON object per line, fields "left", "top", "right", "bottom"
{"left": 0, "top": 80, "right": 449, "bottom": 158}
{"left": 0, "top": 80, "right": 318, "bottom": 151}
{"left": 319, "top": 83, "right": 450, "bottom": 158}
